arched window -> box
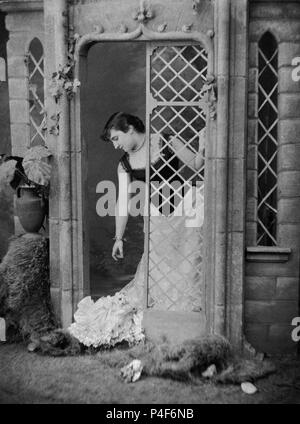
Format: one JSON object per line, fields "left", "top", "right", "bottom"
{"left": 27, "top": 38, "right": 45, "bottom": 146}
{"left": 257, "top": 32, "right": 278, "bottom": 246}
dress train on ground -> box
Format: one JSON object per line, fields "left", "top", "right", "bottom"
{"left": 68, "top": 183, "right": 204, "bottom": 348}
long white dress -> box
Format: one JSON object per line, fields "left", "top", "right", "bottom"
{"left": 68, "top": 136, "right": 204, "bottom": 348}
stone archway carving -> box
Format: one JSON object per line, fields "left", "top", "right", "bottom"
{"left": 44, "top": 0, "right": 248, "bottom": 350}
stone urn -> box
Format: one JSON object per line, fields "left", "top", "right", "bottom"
{"left": 16, "top": 185, "right": 47, "bottom": 233}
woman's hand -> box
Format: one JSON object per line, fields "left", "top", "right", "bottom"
{"left": 169, "top": 134, "right": 205, "bottom": 171}
{"left": 112, "top": 240, "right": 124, "bottom": 261}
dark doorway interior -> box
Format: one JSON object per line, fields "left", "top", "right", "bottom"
{"left": 81, "top": 42, "right": 146, "bottom": 298}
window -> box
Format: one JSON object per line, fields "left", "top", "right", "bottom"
{"left": 257, "top": 32, "right": 278, "bottom": 246}
{"left": 149, "top": 44, "right": 207, "bottom": 214}
{"left": 27, "top": 38, "right": 46, "bottom": 146}
{"left": 147, "top": 43, "right": 207, "bottom": 310}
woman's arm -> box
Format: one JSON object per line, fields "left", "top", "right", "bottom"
{"left": 194, "top": 127, "right": 206, "bottom": 170}
{"left": 169, "top": 128, "right": 206, "bottom": 171}
{"left": 112, "top": 163, "right": 130, "bottom": 261}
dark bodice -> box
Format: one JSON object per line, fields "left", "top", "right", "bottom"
{"left": 119, "top": 139, "right": 182, "bottom": 184}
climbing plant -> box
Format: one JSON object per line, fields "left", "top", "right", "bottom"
{"left": 49, "top": 33, "right": 81, "bottom": 103}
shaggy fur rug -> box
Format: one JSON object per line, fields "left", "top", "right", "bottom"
{"left": 141, "top": 335, "right": 232, "bottom": 380}
{"left": 96, "top": 336, "right": 276, "bottom": 384}
{"left": 215, "top": 358, "right": 276, "bottom": 384}
{"left": 0, "top": 235, "right": 55, "bottom": 340}
{"left": 0, "top": 235, "right": 81, "bottom": 355}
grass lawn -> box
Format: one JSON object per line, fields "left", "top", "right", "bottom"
{"left": 0, "top": 343, "right": 299, "bottom": 404}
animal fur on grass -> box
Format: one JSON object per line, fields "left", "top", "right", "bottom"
{"left": 98, "top": 335, "right": 232, "bottom": 382}
{"left": 0, "top": 235, "right": 56, "bottom": 339}
{"left": 97, "top": 336, "right": 276, "bottom": 384}
{"left": 142, "top": 335, "right": 232, "bottom": 381}
{"left": 0, "top": 235, "right": 81, "bottom": 355}
{"left": 34, "top": 329, "right": 82, "bottom": 356}
{"left": 215, "top": 358, "right": 276, "bottom": 384}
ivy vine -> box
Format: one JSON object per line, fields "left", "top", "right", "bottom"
{"left": 49, "top": 33, "right": 81, "bottom": 103}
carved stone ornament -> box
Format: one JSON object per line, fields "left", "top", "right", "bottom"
{"left": 206, "top": 29, "right": 214, "bottom": 39}
{"left": 182, "top": 24, "right": 193, "bottom": 33}
{"left": 157, "top": 23, "right": 167, "bottom": 33}
{"left": 200, "top": 74, "right": 217, "bottom": 120}
{"left": 118, "top": 24, "right": 128, "bottom": 33}
{"left": 93, "top": 24, "right": 104, "bottom": 34}
{"left": 192, "top": 0, "right": 203, "bottom": 15}
{"left": 73, "top": 15, "right": 214, "bottom": 68}
{"left": 132, "top": 0, "right": 154, "bottom": 23}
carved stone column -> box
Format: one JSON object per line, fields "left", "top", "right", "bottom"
{"left": 44, "top": 0, "right": 73, "bottom": 327}
{"left": 225, "top": 0, "right": 249, "bottom": 351}
{"left": 205, "top": 0, "right": 231, "bottom": 338}
{"left": 205, "top": 0, "right": 249, "bottom": 351}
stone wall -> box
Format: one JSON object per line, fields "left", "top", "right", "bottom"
{"left": 0, "top": 11, "right": 14, "bottom": 261}
{"left": 245, "top": 0, "right": 300, "bottom": 355}
{"left": 3, "top": 5, "right": 45, "bottom": 236}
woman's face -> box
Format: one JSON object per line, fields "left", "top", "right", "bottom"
{"left": 110, "top": 127, "right": 135, "bottom": 152}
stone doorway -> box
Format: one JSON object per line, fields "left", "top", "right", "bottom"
{"left": 81, "top": 39, "right": 208, "bottom": 341}
{"left": 43, "top": 0, "right": 248, "bottom": 350}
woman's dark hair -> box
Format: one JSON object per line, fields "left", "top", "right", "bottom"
{"left": 101, "top": 112, "right": 145, "bottom": 142}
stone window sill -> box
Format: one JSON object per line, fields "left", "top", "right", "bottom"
{"left": 246, "top": 247, "right": 292, "bottom": 263}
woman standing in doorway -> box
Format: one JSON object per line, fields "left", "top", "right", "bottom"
{"left": 68, "top": 112, "right": 205, "bottom": 348}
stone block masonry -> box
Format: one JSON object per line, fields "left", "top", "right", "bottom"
{"left": 245, "top": 0, "right": 300, "bottom": 355}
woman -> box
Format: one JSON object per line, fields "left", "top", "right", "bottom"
{"left": 68, "top": 112, "right": 205, "bottom": 347}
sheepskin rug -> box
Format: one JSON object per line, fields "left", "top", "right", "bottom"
{"left": 96, "top": 336, "right": 276, "bottom": 384}
{"left": 0, "top": 235, "right": 55, "bottom": 339}
{"left": 0, "top": 234, "right": 80, "bottom": 355}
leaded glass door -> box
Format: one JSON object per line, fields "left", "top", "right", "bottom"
{"left": 143, "top": 42, "right": 208, "bottom": 339}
